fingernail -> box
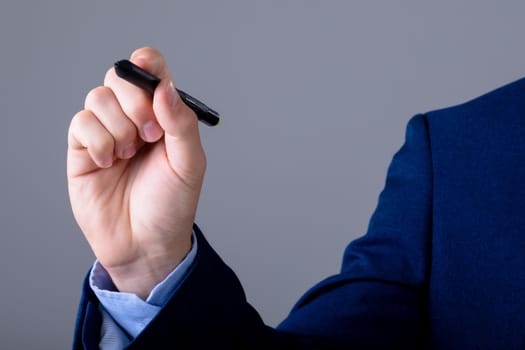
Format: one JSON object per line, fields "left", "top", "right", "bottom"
{"left": 101, "top": 156, "right": 113, "bottom": 168}
{"left": 142, "top": 121, "right": 163, "bottom": 142}
{"left": 168, "top": 81, "right": 178, "bottom": 108}
{"left": 132, "top": 54, "right": 159, "bottom": 71}
{"left": 121, "top": 143, "right": 136, "bottom": 159}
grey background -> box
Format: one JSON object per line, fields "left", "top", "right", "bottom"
{"left": 1, "top": 1, "right": 525, "bottom": 348}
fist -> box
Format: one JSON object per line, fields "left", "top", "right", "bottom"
{"left": 67, "top": 47, "right": 206, "bottom": 299}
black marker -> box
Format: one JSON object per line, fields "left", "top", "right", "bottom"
{"left": 114, "top": 59, "right": 220, "bottom": 126}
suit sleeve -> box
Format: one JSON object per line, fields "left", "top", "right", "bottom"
{"left": 73, "top": 114, "right": 433, "bottom": 350}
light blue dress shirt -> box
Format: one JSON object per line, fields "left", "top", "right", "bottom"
{"left": 90, "top": 234, "right": 198, "bottom": 349}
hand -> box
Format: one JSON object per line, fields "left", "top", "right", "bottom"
{"left": 67, "top": 47, "right": 206, "bottom": 299}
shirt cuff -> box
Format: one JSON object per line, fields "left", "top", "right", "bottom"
{"left": 90, "top": 232, "right": 198, "bottom": 339}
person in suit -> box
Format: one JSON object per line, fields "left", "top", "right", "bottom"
{"left": 69, "top": 47, "right": 525, "bottom": 349}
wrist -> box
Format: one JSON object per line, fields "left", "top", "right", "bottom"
{"left": 105, "top": 236, "right": 192, "bottom": 300}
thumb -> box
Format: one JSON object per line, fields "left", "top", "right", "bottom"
{"left": 153, "top": 79, "right": 206, "bottom": 180}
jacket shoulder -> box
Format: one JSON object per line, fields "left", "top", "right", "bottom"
{"left": 426, "top": 76, "right": 525, "bottom": 124}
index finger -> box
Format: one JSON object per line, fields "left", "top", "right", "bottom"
{"left": 129, "top": 47, "right": 173, "bottom": 83}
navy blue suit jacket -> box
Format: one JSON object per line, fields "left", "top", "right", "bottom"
{"left": 73, "top": 77, "right": 525, "bottom": 349}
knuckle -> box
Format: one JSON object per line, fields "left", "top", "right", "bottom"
{"left": 103, "top": 67, "right": 115, "bottom": 86}
{"left": 85, "top": 86, "right": 112, "bottom": 109}
{"left": 68, "top": 110, "right": 87, "bottom": 145}
{"left": 70, "top": 110, "right": 92, "bottom": 132}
